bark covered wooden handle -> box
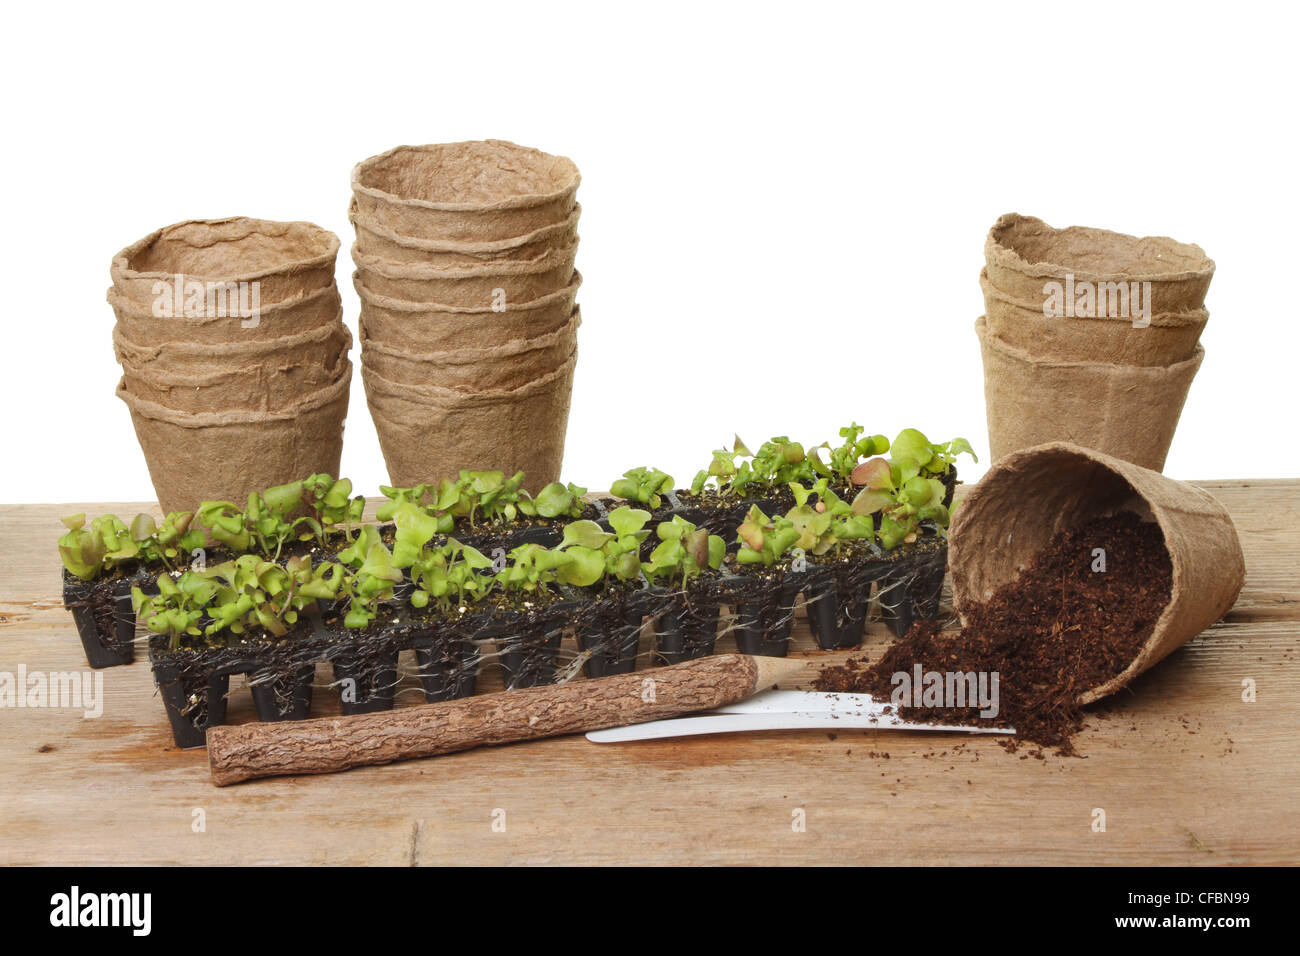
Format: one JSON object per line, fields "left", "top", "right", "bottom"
{"left": 206, "top": 654, "right": 800, "bottom": 786}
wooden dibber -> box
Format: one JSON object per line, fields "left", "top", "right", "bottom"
{"left": 207, "top": 654, "right": 808, "bottom": 786}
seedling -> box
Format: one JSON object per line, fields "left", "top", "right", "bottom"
{"left": 58, "top": 511, "right": 204, "bottom": 580}
{"left": 887, "top": 428, "right": 976, "bottom": 481}
{"left": 643, "top": 515, "right": 724, "bottom": 585}
{"left": 336, "top": 526, "right": 404, "bottom": 628}
{"left": 827, "top": 423, "right": 890, "bottom": 483}
{"left": 494, "top": 542, "right": 573, "bottom": 594}
{"left": 520, "top": 481, "right": 588, "bottom": 520}
{"left": 850, "top": 454, "right": 951, "bottom": 549}
{"left": 610, "top": 467, "right": 674, "bottom": 508}
{"left": 554, "top": 506, "right": 652, "bottom": 587}
{"left": 298, "top": 474, "right": 366, "bottom": 544}
{"left": 132, "top": 572, "right": 216, "bottom": 649}
{"left": 735, "top": 505, "right": 802, "bottom": 567}
{"left": 409, "top": 539, "right": 493, "bottom": 612}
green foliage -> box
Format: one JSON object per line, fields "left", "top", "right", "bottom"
{"left": 336, "top": 526, "right": 404, "bottom": 629}
{"left": 389, "top": 500, "right": 444, "bottom": 570}
{"left": 643, "top": 515, "right": 724, "bottom": 585}
{"left": 297, "top": 474, "right": 366, "bottom": 543}
{"left": 58, "top": 511, "right": 205, "bottom": 580}
{"left": 735, "top": 505, "right": 803, "bottom": 566}
{"left": 195, "top": 500, "right": 251, "bottom": 554}
{"left": 610, "top": 466, "right": 674, "bottom": 508}
{"left": 887, "top": 428, "right": 976, "bottom": 480}
{"left": 523, "top": 481, "right": 588, "bottom": 519}
{"left": 494, "top": 542, "right": 572, "bottom": 594}
{"left": 554, "top": 506, "right": 652, "bottom": 587}
{"left": 690, "top": 435, "right": 751, "bottom": 494}
{"left": 132, "top": 552, "right": 343, "bottom": 648}
{"left": 849, "top": 455, "right": 951, "bottom": 549}
{"left": 409, "top": 539, "right": 493, "bottom": 612}
{"left": 131, "top": 572, "right": 215, "bottom": 649}
{"left": 827, "top": 423, "right": 890, "bottom": 482}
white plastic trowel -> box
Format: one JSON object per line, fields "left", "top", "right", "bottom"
{"left": 586, "top": 689, "right": 1014, "bottom": 743}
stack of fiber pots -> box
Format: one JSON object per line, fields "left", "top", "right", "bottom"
{"left": 110, "top": 218, "right": 350, "bottom": 513}
{"left": 977, "top": 213, "right": 1214, "bottom": 471}
{"left": 350, "top": 141, "right": 581, "bottom": 490}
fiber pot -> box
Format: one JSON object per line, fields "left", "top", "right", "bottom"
{"left": 351, "top": 140, "right": 580, "bottom": 242}
{"left": 947, "top": 442, "right": 1245, "bottom": 703}
{"left": 976, "top": 316, "right": 1203, "bottom": 472}
{"left": 111, "top": 217, "right": 340, "bottom": 308}
{"left": 117, "top": 365, "right": 350, "bottom": 513}
{"left": 360, "top": 307, "right": 579, "bottom": 392}
{"left": 114, "top": 322, "right": 352, "bottom": 413}
{"left": 984, "top": 213, "right": 1214, "bottom": 315}
{"left": 351, "top": 199, "right": 580, "bottom": 267}
{"left": 362, "top": 353, "right": 574, "bottom": 492}
{"left": 980, "top": 270, "right": 1207, "bottom": 367}
{"left": 107, "top": 282, "right": 343, "bottom": 345}
{"left": 352, "top": 242, "right": 576, "bottom": 307}
{"left": 355, "top": 270, "right": 580, "bottom": 351}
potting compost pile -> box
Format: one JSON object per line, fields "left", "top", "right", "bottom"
{"left": 815, "top": 512, "right": 1173, "bottom": 753}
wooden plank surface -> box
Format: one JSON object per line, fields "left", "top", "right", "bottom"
{"left": 1, "top": 480, "right": 1297, "bottom": 865}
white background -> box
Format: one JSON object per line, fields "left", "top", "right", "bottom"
{"left": 2, "top": 1, "right": 1296, "bottom": 504}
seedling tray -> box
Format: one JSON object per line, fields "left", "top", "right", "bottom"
{"left": 145, "top": 534, "right": 947, "bottom": 748}
{"left": 74, "top": 469, "right": 960, "bottom": 672}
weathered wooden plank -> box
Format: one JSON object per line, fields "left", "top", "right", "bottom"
{"left": 1, "top": 481, "right": 1296, "bottom": 865}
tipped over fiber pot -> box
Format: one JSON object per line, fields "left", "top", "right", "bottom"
{"left": 948, "top": 442, "right": 1245, "bottom": 703}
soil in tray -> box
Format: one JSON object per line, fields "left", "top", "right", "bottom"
{"left": 63, "top": 567, "right": 141, "bottom": 667}
{"left": 814, "top": 512, "right": 1172, "bottom": 753}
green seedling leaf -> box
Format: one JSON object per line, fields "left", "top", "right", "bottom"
{"left": 561, "top": 520, "right": 615, "bottom": 550}
{"left": 851, "top": 457, "right": 893, "bottom": 490}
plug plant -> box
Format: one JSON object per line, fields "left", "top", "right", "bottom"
{"left": 610, "top": 467, "right": 674, "bottom": 508}
{"left": 336, "top": 526, "right": 404, "bottom": 628}
{"left": 408, "top": 539, "right": 493, "bottom": 612}
{"left": 827, "top": 423, "right": 890, "bottom": 483}
{"left": 643, "top": 515, "right": 724, "bottom": 585}
{"left": 131, "top": 572, "right": 217, "bottom": 649}
{"left": 783, "top": 480, "right": 876, "bottom": 555}
{"left": 521, "top": 481, "right": 588, "bottom": 520}
{"left": 886, "top": 428, "right": 976, "bottom": 480}
{"left": 58, "top": 511, "right": 205, "bottom": 580}
{"left": 850, "top": 455, "right": 952, "bottom": 550}
{"left": 735, "top": 506, "right": 802, "bottom": 567}
{"left": 494, "top": 542, "right": 572, "bottom": 594}
{"left": 553, "top": 506, "right": 652, "bottom": 587}
{"left": 296, "top": 474, "right": 366, "bottom": 545}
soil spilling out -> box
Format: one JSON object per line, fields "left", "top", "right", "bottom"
{"left": 814, "top": 512, "right": 1173, "bottom": 753}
